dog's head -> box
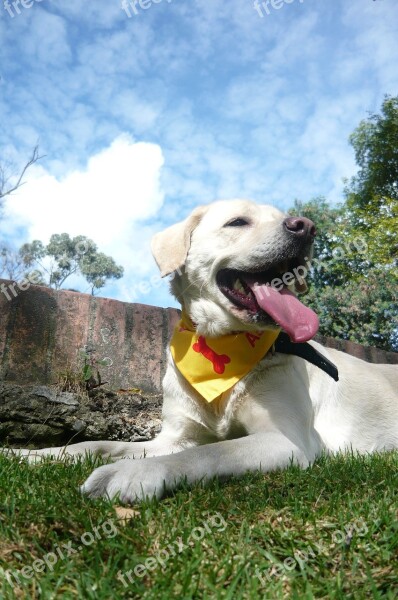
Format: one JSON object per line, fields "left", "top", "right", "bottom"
{"left": 151, "top": 199, "right": 319, "bottom": 341}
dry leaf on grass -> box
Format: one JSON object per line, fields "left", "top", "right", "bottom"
{"left": 114, "top": 506, "right": 140, "bottom": 525}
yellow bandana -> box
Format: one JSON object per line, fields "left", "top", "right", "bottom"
{"left": 170, "top": 311, "right": 281, "bottom": 403}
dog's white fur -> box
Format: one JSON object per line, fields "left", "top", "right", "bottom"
{"left": 10, "top": 200, "right": 398, "bottom": 503}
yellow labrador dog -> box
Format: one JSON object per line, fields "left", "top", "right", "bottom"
{"left": 10, "top": 200, "right": 398, "bottom": 503}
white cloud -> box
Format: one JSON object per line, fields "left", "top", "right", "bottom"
{"left": 1, "top": 135, "right": 165, "bottom": 298}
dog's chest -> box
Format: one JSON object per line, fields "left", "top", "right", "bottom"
{"left": 198, "top": 359, "right": 277, "bottom": 440}
{"left": 165, "top": 351, "right": 286, "bottom": 443}
{"left": 205, "top": 384, "right": 248, "bottom": 440}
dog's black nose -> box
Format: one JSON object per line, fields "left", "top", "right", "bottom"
{"left": 283, "top": 216, "right": 316, "bottom": 239}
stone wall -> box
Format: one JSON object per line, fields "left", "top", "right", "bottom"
{"left": 0, "top": 279, "right": 180, "bottom": 394}
{"left": 314, "top": 334, "right": 398, "bottom": 365}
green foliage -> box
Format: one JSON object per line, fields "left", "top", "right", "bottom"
{"left": 348, "top": 95, "right": 398, "bottom": 206}
{"left": 80, "top": 350, "right": 110, "bottom": 391}
{"left": 342, "top": 96, "right": 398, "bottom": 280}
{"left": 57, "top": 351, "right": 109, "bottom": 393}
{"left": 304, "top": 272, "right": 397, "bottom": 351}
{"left": 292, "top": 195, "right": 398, "bottom": 351}
{"left": 79, "top": 251, "right": 124, "bottom": 295}
{"left": 0, "top": 242, "right": 45, "bottom": 282}
{"left": 289, "top": 197, "right": 344, "bottom": 287}
{"left": 12, "top": 233, "right": 124, "bottom": 295}
{"left": 333, "top": 196, "right": 397, "bottom": 282}
{"left": 290, "top": 97, "right": 398, "bottom": 352}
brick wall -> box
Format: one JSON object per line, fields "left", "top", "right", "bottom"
{"left": 0, "top": 280, "right": 397, "bottom": 395}
{"left": 0, "top": 280, "right": 179, "bottom": 394}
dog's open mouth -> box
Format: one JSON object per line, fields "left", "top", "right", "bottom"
{"left": 216, "top": 261, "right": 319, "bottom": 343}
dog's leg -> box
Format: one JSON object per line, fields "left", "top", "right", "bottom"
{"left": 2, "top": 432, "right": 188, "bottom": 463}
{"left": 81, "top": 431, "right": 316, "bottom": 503}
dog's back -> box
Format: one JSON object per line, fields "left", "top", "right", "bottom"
{"left": 309, "top": 342, "right": 398, "bottom": 453}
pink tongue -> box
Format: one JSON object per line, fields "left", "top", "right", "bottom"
{"left": 251, "top": 283, "right": 319, "bottom": 343}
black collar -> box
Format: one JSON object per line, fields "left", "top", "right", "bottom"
{"left": 274, "top": 332, "right": 339, "bottom": 382}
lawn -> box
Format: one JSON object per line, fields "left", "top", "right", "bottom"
{"left": 0, "top": 450, "right": 397, "bottom": 599}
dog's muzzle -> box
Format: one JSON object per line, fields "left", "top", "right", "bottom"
{"left": 216, "top": 218, "right": 319, "bottom": 345}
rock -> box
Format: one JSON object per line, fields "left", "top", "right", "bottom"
{"left": 0, "top": 382, "right": 162, "bottom": 447}
{"left": 31, "top": 386, "right": 79, "bottom": 406}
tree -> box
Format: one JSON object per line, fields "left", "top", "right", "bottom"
{"left": 348, "top": 96, "right": 398, "bottom": 205}
{"left": 79, "top": 251, "right": 124, "bottom": 295}
{"left": 290, "top": 196, "right": 397, "bottom": 351}
{"left": 289, "top": 97, "right": 398, "bottom": 351}
{"left": 0, "top": 244, "right": 31, "bottom": 281}
{"left": 342, "top": 96, "right": 398, "bottom": 278}
{"left": 1, "top": 235, "right": 45, "bottom": 285}
{"left": 2, "top": 233, "right": 124, "bottom": 295}
{"left": 303, "top": 272, "right": 397, "bottom": 351}
{"left": 289, "top": 197, "right": 344, "bottom": 287}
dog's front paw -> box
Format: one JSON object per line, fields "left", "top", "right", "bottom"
{"left": 80, "top": 458, "right": 176, "bottom": 503}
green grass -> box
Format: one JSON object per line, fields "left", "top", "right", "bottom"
{"left": 0, "top": 451, "right": 397, "bottom": 599}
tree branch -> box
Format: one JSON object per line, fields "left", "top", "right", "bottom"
{"left": 0, "top": 145, "right": 45, "bottom": 199}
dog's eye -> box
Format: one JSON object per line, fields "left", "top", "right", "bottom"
{"left": 224, "top": 218, "right": 250, "bottom": 227}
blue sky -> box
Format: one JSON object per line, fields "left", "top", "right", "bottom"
{"left": 0, "top": 0, "right": 397, "bottom": 308}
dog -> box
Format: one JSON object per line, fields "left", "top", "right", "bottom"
{"left": 8, "top": 199, "right": 398, "bottom": 503}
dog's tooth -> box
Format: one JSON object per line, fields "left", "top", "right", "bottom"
{"left": 233, "top": 279, "right": 245, "bottom": 293}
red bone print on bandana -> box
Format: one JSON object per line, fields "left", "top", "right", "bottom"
{"left": 192, "top": 336, "right": 231, "bottom": 374}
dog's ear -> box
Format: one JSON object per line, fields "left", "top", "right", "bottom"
{"left": 151, "top": 205, "right": 208, "bottom": 277}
